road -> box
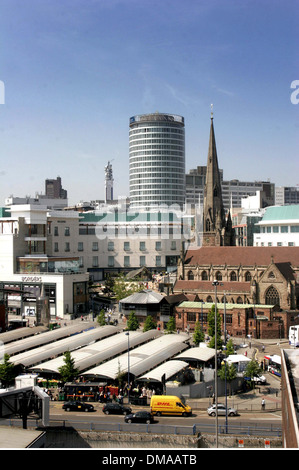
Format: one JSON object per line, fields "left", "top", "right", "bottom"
{"left": 49, "top": 401, "right": 282, "bottom": 431}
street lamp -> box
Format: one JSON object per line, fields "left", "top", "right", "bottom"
{"left": 125, "top": 332, "right": 130, "bottom": 404}
{"left": 212, "top": 280, "right": 219, "bottom": 448}
{"left": 223, "top": 292, "right": 229, "bottom": 434}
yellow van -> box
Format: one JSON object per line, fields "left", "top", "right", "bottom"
{"left": 150, "top": 395, "right": 192, "bottom": 417}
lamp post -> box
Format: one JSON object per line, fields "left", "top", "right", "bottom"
{"left": 223, "top": 292, "right": 229, "bottom": 434}
{"left": 212, "top": 280, "right": 219, "bottom": 448}
{"left": 125, "top": 332, "right": 130, "bottom": 404}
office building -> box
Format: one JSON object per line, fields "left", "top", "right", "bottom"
{"left": 129, "top": 113, "right": 185, "bottom": 210}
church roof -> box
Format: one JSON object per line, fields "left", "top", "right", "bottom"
{"left": 175, "top": 280, "right": 250, "bottom": 294}
{"left": 183, "top": 246, "right": 299, "bottom": 267}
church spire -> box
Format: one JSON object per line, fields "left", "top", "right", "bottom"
{"left": 202, "top": 110, "right": 235, "bottom": 246}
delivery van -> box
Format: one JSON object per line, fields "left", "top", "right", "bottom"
{"left": 150, "top": 395, "right": 192, "bottom": 417}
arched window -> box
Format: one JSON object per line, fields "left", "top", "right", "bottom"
{"left": 237, "top": 296, "right": 243, "bottom": 304}
{"left": 207, "top": 296, "right": 213, "bottom": 302}
{"left": 245, "top": 271, "right": 251, "bottom": 282}
{"left": 230, "top": 271, "right": 237, "bottom": 281}
{"left": 216, "top": 271, "right": 222, "bottom": 281}
{"left": 187, "top": 270, "right": 194, "bottom": 280}
{"left": 268, "top": 271, "right": 276, "bottom": 279}
{"left": 201, "top": 270, "right": 208, "bottom": 280}
{"left": 265, "top": 286, "right": 280, "bottom": 306}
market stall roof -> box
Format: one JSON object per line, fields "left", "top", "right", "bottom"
{"left": 0, "top": 326, "right": 48, "bottom": 344}
{"left": 5, "top": 322, "right": 97, "bottom": 356}
{"left": 137, "top": 360, "right": 189, "bottom": 383}
{"left": 226, "top": 354, "right": 251, "bottom": 364}
{"left": 10, "top": 325, "right": 117, "bottom": 368}
{"left": 120, "top": 289, "right": 165, "bottom": 305}
{"left": 30, "top": 330, "right": 161, "bottom": 374}
{"left": 174, "top": 347, "right": 215, "bottom": 363}
{"left": 82, "top": 333, "right": 190, "bottom": 380}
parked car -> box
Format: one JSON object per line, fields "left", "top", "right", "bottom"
{"left": 207, "top": 404, "right": 238, "bottom": 417}
{"left": 124, "top": 411, "right": 154, "bottom": 424}
{"left": 102, "top": 403, "right": 132, "bottom": 415}
{"left": 62, "top": 401, "right": 94, "bottom": 412}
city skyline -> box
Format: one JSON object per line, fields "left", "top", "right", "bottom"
{"left": 0, "top": 0, "right": 298, "bottom": 206}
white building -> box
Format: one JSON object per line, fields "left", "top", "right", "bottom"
{"left": 0, "top": 205, "right": 89, "bottom": 319}
{"left": 0, "top": 204, "right": 193, "bottom": 319}
{"left": 254, "top": 205, "right": 299, "bottom": 247}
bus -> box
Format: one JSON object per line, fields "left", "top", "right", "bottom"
{"left": 289, "top": 325, "right": 299, "bottom": 347}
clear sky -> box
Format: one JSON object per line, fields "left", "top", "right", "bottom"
{"left": 0, "top": 0, "right": 298, "bottom": 205}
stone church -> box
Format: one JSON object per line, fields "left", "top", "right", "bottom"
{"left": 174, "top": 116, "right": 299, "bottom": 339}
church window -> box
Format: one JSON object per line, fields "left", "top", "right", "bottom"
{"left": 268, "top": 271, "right": 275, "bottom": 279}
{"left": 187, "top": 270, "right": 194, "bottom": 280}
{"left": 265, "top": 286, "right": 280, "bottom": 306}
{"left": 230, "top": 271, "right": 237, "bottom": 281}
{"left": 201, "top": 271, "right": 208, "bottom": 280}
{"left": 216, "top": 271, "right": 222, "bottom": 281}
{"left": 245, "top": 271, "right": 251, "bottom": 282}
{"left": 237, "top": 297, "right": 243, "bottom": 304}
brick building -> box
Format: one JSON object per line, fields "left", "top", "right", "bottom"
{"left": 174, "top": 246, "right": 299, "bottom": 339}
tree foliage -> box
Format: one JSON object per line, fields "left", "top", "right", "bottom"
{"left": 0, "top": 354, "right": 17, "bottom": 388}
{"left": 126, "top": 310, "right": 139, "bottom": 331}
{"left": 96, "top": 309, "right": 106, "bottom": 326}
{"left": 58, "top": 350, "right": 79, "bottom": 383}
{"left": 143, "top": 315, "right": 157, "bottom": 332}
{"left": 193, "top": 321, "right": 205, "bottom": 346}
{"left": 166, "top": 316, "right": 176, "bottom": 334}
{"left": 207, "top": 304, "right": 223, "bottom": 349}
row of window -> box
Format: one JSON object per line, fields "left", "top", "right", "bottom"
{"left": 108, "top": 255, "right": 162, "bottom": 268}
{"left": 54, "top": 241, "right": 177, "bottom": 253}
{"left": 187, "top": 270, "right": 252, "bottom": 282}
{"left": 260, "top": 225, "right": 299, "bottom": 233}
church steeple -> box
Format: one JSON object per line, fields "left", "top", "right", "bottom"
{"left": 202, "top": 110, "right": 235, "bottom": 246}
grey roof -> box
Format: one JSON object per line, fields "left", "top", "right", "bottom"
{"left": 120, "top": 289, "right": 164, "bottom": 305}
{"left": 137, "top": 360, "right": 189, "bottom": 383}
{"left": 5, "top": 322, "right": 97, "bottom": 356}
{"left": 10, "top": 325, "right": 117, "bottom": 368}
{"left": 82, "top": 333, "right": 190, "bottom": 380}
{"left": 0, "top": 326, "right": 47, "bottom": 344}
{"left": 174, "top": 347, "right": 215, "bottom": 362}
{"left": 30, "top": 330, "right": 161, "bottom": 374}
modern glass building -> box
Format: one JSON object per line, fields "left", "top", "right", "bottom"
{"left": 129, "top": 113, "right": 186, "bottom": 210}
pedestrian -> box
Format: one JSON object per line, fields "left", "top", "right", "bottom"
{"left": 261, "top": 398, "right": 265, "bottom": 410}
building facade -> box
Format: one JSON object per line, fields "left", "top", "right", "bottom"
{"left": 254, "top": 205, "right": 299, "bottom": 247}
{"left": 0, "top": 205, "right": 89, "bottom": 319}
{"left": 129, "top": 113, "right": 186, "bottom": 210}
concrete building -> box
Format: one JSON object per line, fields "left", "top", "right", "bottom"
{"left": 275, "top": 186, "right": 299, "bottom": 205}
{"left": 45, "top": 176, "right": 67, "bottom": 200}
{"left": 129, "top": 113, "right": 186, "bottom": 210}
{"left": 0, "top": 205, "right": 89, "bottom": 319}
{"left": 254, "top": 205, "right": 299, "bottom": 247}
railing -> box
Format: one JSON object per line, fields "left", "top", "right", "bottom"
{"left": 0, "top": 418, "right": 282, "bottom": 438}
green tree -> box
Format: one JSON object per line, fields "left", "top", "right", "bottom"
{"left": 0, "top": 354, "right": 17, "bottom": 388}
{"left": 244, "top": 359, "right": 263, "bottom": 387}
{"left": 224, "top": 338, "right": 235, "bottom": 356}
{"left": 126, "top": 310, "right": 139, "bottom": 331}
{"left": 193, "top": 321, "right": 205, "bottom": 346}
{"left": 208, "top": 304, "right": 223, "bottom": 349}
{"left": 218, "top": 361, "right": 237, "bottom": 396}
{"left": 113, "top": 275, "right": 143, "bottom": 301}
{"left": 58, "top": 350, "right": 79, "bottom": 383}
{"left": 96, "top": 309, "right": 106, "bottom": 326}
{"left": 143, "top": 315, "right": 157, "bottom": 332}
{"left": 166, "top": 316, "right": 176, "bottom": 334}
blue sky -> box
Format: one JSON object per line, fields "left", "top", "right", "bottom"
{"left": 0, "top": 0, "right": 298, "bottom": 205}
